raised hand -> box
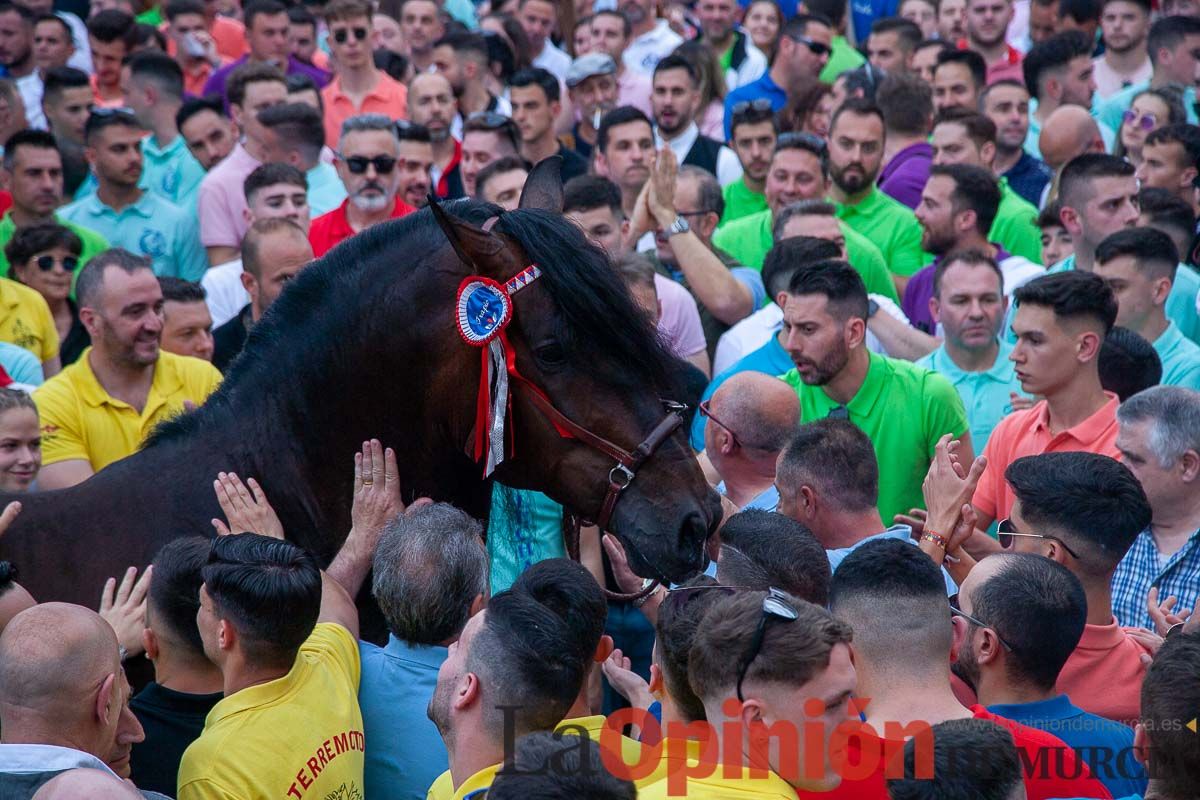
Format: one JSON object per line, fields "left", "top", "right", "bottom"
{"left": 923, "top": 434, "right": 987, "bottom": 537}
{"left": 99, "top": 565, "right": 152, "bottom": 659}
{"left": 211, "top": 472, "right": 285, "bottom": 540}
{"left": 601, "top": 647, "right": 654, "bottom": 709}
{"left": 1147, "top": 587, "right": 1192, "bottom": 637}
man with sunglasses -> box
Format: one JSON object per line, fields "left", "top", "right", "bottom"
{"left": 722, "top": 13, "right": 832, "bottom": 141}
{"left": 320, "top": 0, "right": 408, "bottom": 153}
{"left": 459, "top": 111, "right": 520, "bottom": 199}
{"left": 309, "top": 113, "right": 415, "bottom": 258}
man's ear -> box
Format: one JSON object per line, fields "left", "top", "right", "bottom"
{"left": 1133, "top": 722, "right": 1150, "bottom": 767}
{"left": 594, "top": 151, "right": 610, "bottom": 178}
{"left": 143, "top": 627, "right": 159, "bottom": 661}
{"left": 455, "top": 671, "right": 481, "bottom": 711}
{"left": 217, "top": 617, "right": 236, "bottom": 652}
{"left": 1059, "top": 205, "right": 1081, "bottom": 237}
{"left": 929, "top": 295, "right": 941, "bottom": 325}
{"left": 95, "top": 672, "right": 117, "bottom": 725}
{"left": 468, "top": 592, "right": 487, "bottom": 617}
{"left": 84, "top": 146, "right": 97, "bottom": 166}
{"left": 593, "top": 634, "right": 614, "bottom": 664}
{"left": 1077, "top": 329, "right": 1102, "bottom": 364}
{"left": 980, "top": 141, "right": 996, "bottom": 166}
{"left": 239, "top": 270, "right": 257, "bottom": 296}
{"left": 648, "top": 663, "right": 663, "bottom": 694}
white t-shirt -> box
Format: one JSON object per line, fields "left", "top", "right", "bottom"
{"left": 532, "top": 40, "right": 572, "bottom": 82}
{"left": 202, "top": 258, "right": 250, "bottom": 328}
{"left": 622, "top": 21, "right": 683, "bottom": 75}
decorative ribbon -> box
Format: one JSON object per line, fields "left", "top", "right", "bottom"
{"left": 455, "top": 264, "right": 542, "bottom": 476}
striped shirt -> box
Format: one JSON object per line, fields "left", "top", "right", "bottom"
{"left": 1111, "top": 526, "right": 1200, "bottom": 630}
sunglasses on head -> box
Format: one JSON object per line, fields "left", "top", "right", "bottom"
{"left": 736, "top": 588, "right": 799, "bottom": 702}
{"left": 787, "top": 35, "right": 831, "bottom": 57}
{"left": 332, "top": 26, "right": 369, "bottom": 44}
{"left": 1121, "top": 109, "right": 1158, "bottom": 131}
{"left": 996, "top": 518, "right": 1081, "bottom": 559}
{"left": 339, "top": 154, "right": 397, "bottom": 174}
{"left": 34, "top": 254, "right": 78, "bottom": 272}
{"left": 731, "top": 98, "right": 775, "bottom": 116}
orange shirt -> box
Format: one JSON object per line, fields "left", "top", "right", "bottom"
{"left": 181, "top": 60, "right": 218, "bottom": 98}
{"left": 90, "top": 74, "right": 123, "bottom": 108}
{"left": 1057, "top": 618, "right": 1152, "bottom": 727}
{"left": 972, "top": 394, "right": 1121, "bottom": 522}
{"left": 165, "top": 16, "right": 247, "bottom": 63}
{"left": 321, "top": 72, "right": 409, "bottom": 149}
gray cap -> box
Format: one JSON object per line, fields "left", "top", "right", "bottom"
{"left": 566, "top": 52, "right": 617, "bottom": 88}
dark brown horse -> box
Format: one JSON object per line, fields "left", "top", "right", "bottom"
{"left": 0, "top": 161, "right": 721, "bottom": 613}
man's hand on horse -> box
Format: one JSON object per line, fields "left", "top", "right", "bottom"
{"left": 99, "top": 565, "right": 152, "bottom": 660}
{"left": 211, "top": 472, "right": 286, "bottom": 540}
{"left": 351, "top": 439, "right": 431, "bottom": 542}
{"left": 0, "top": 500, "right": 20, "bottom": 539}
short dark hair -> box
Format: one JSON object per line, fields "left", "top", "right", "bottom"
{"left": 1138, "top": 188, "right": 1195, "bottom": 248}
{"left": 176, "top": 95, "right": 227, "bottom": 133}
{"left": 786, "top": 259, "right": 870, "bottom": 321}
{"left": 1148, "top": 15, "right": 1200, "bottom": 67}
{"left": 227, "top": 61, "right": 287, "bottom": 109}
{"left": 1037, "top": 199, "right": 1064, "bottom": 229}
{"left": 33, "top": 13, "right": 71, "bottom": 42}
{"left": 762, "top": 232, "right": 840, "bottom": 298}
{"left": 1144, "top": 123, "right": 1200, "bottom": 170}
{"left": 0, "top": 2, "right": 32, "bottom": 25}
{"left": 888, "top": 719, "right": 1024, "bottom": 799}
{"left": 679, "top": 165, "right": 724, "bottom": 220}
{"left": 829, "top": 97, "right": 884, "bottom": 137}
{"left": 395, "top": 120, "right": 432, "bottom": 143}
{"left": 651, "top": 574, "right": 722, "bottom": 722}
{"left": 257, "top": 102, "right": 325, "bottom": 162}
{"left": 487, "top": 732, "right": 637, "bottom": 800}
{"left": 780, "top": 13, "right": 833, "bottom": 44}
{"left": 1099, "top": 326, "right": 1162, "bottom": 401}
{"left": 1023, "top": 29, "right": 1093, "bottom": 100}
{"left": 563, "top": 174, "right": 622, "bottom": 217}
{"left": 125, "top": 50, "right": 184, "bottom": 101}
{"left": 1012, "top": 268, "right": 1118, "bottom": 335}
{"left": 830, "top": 537, "right": 946, "bottom": 610}
{"left": 1004, "top": 452, "right": 1152, "bottom": 573}
{"left": 591, "top": 9, "right": 631, "bottom": 38}
{"left": 87, "top": 9, "right": 136, "bottom": 47}
{"left": 929, "top": 163, "right": 1001, "bottom": 236}
{"left": 509, "top": 66, "right": 560, "bottom": 103}
{"left": 243, "top": 0, "right": 288, "bottom": 30}
{"left": 41, "top": 66, "right": 89, "bottom": 107}
{"left": 798, "top": 0, "right": 844, "bottom": 27}
{"left": 323, "top": 0, "right": 371, "bottom": 24}
{"left": 2, "top": 129, "right": 58, "bottom": 172}
{"left": 777, "top": 419, "right": 878, "bottom": 512}
{"left": 933, "top": 107, "right": 997, "bottom": 148}
{"left": 729, "top": 101, "right": 778, "bottom": 140}
{"left": 84, "top": 108, "right": 143, "bottom": 144}
{"left": 158, "top": 276, "right": 207, "bottom": 304}
{"left": 773, "top": 132, "right": 829, "bottom": 179}
{"left": 75, "top": 248, "right": 153, "bottom": 309}
{"left": 1059, "top": 0, "right": 1101, "bottom": 22}
{"left": 838, "top": 63, "right": 886, "bottom": 103}
{"left": 475, "top": 155, "right": 528, "bottom": 199}
{"left": 202, "top": 532, "right": 322, "bottom": 669}
{"left": 933, "top": 249, "right": 1004, "bottom": 298}
{"left": 1139, "top": 632, "right": 1200, "bottom": 797}
{"left": 133, "top": 22, "right": 167, "bottom": 51}
{"left": 596, "top": 105, "right": 652, "bottom": 154}
{"left": 935, "top": 48, "right": 987, "bottom": 90}
{"left": 434, "top": 30, "right": 488, "bottom": 62}
{"left": 1096, "top": 227, "right": 1179, "bottom": 281}
{"left": 147, "top": 537, "right": 211, "bottom": 661}
{"left": 4, "top": 223, "right": 82, "bottom": 271}
{"left": 652, "top": 53, "right": 697, "bottom": 87}
{"left": 978, "top": 78, "right": 1028, "bottom": 109}
{"left": 717, "top": 510, "right": 831, "bottom": 606}
{"left": 969, "top": 553, "right": 1088, "bottom": 690}
{"left": 870, "top": 16, "right": 922, "bottom": 52}
{"left": 165, "top": 0, "right": 205, "bottom": 20}
{"left": 876, "top": 72, "right": 933, "bottom": 137}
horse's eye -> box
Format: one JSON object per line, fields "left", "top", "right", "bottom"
{"left": 535, "top": 342, "right": 566, "bottom": 369}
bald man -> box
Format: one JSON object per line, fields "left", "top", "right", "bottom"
{"left": 703, "top": 371, "right": 800, "bottom": 510}
{"left": 0, "top": 603, "right": 149, "bottom": 797}
{"left": 1039, "top": 105, "right": 1106, "bottom": 172}
{"left": 32, "top": 769, "right": 142, "bottom": 799}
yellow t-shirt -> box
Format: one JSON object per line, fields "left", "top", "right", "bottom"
{"left": 0, "top": 277, "right": 58, "bottom": 363}
{"left": 34, "top": 347, "right": 221, "bottom": 470}
{"left": 425, "top": 763, "right": 501, "bottom": 800}
{"left": 177, "top": 623, "right": 365, "bottom": 800}
{"left": 639, "top": 760, "right": 799, "bottom": 799}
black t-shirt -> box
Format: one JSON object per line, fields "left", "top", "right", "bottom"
{"left": 128, "top": 681, "right": 223, "bottom": 796}
{"left": 212, "top": 305, "right": 250, "bottom": 372}
{"left": 555, "top": 144, "right": 589, "bottom": 183}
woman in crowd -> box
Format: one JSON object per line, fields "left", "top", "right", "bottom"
{"left": 780, "top": 79, "right": 834, "bottom": 140}
{"left": 675, "top": 40, "right": 726, "bottom": 140}
{"left": 5, "top": 224, "right": 89, "bottom": 368}
{"left": 742, "top": 0, "right": 782, "bottom": 63}
{"left": 1115, "top": 87, "right": 1187, "bottom": 169}
{"left": 0, "top": 388, "right": 41, "bottom": 493}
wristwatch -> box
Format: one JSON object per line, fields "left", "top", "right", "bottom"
{"left": 667, "top": 215, "right": 691, "bottom": 237}
{"left": 867, "top": 298, "right": 880, "bottom": 318}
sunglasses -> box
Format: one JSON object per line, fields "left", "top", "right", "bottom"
{"left": 34, "top": 254, "right": 78, "bottom": 272}
{"left": 731, "top": 98, "right": 775, "bottom": 116}
{"left": 736, "top": 588, "right": 799, "bottom": 702}
{"left": 996, "top": 518, "right": 1081, "bottom": 559}
{"left": 950, "top": 594, "right": 1014, "bottom": 651}
{"left": 339, "top": 154, "right": 397, "bottom": 174}
{"left": 787, "top": 35, "right": 831, "bottom": 57}
{"left": 332, "top": 26, "right": 369, "bottom": 44}
{"left": 466, "top": 110, "right": 522, "bottom": 150}
{"left": 1121, "top": 109, "right": 1158, "bottom": 131}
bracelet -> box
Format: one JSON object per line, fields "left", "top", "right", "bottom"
{"left": 921, "top": 531, "right": 948, "bottom": 549}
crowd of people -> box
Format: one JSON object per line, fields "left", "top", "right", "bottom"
{"left": 0, "top": 0, "right": 1196, "bottom": 795}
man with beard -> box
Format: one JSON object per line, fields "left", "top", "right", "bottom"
{"left": 981, "top": 80, "right": 1053, "bottom": 208}
{"left": 433, "top": 32, "right": 511, "bottom": 140}
{"left": 1091, "top": 0, "right": 1151, "bottom": 100}
{"left": 956, "top": 553, "right": 1148, "bottom": 797}
{"left": 778, "top": 259, "right": 969, "bottom": 525}
{"left": 563, "top": 52, "right": 617, "bottom": 162}
{"left": 310, "top": 114, "right": 416, "bottom": 257}
{"left": 32, "top": 249, "right": 221, "bottom": 488}
{"left": 1023, "top": 31, "right": 1113, "bottom": 159}
{"left": 932, "top": 49, "right": 985, "bottom": 114}
{"left": 394, "top": 122, "right": 434, "bottom": 210}
{"left": 617, "top": 0, "right": 681, "bottom": 76}
{"left": 459, "top": 112, "right": 520, "bottom": 199}
{"left": 408, "top": 72, "right": 464, "bottom": 199}
{"left": 0, "top": 4, "right": 39, "bottom": 133}
{"left": 651, "top": 55, "right": 741, "bottom": 187}
{"left": 826, "top": 99, "right": 928, "bottom": 295}
{"left": 61, "top": 111, "right": 206, "bottom": 282}
{"left": 720, "top": 99, "right": 775, "bottom": 225}
{"left": 964, "top": 0, "right": 1023, "bottom": 83}
{"left": 509, "top": 67, "right": 587, "bottom": 182}
{"left": 695, "top": 0, "right": 766, "bottom": 90}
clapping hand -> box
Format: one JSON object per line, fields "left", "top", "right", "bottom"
{"left": 211, "top": 472, "right": 285, "bottom": 540}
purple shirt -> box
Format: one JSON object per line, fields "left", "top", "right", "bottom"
{"left": 878, "top": 142, "right": 933, "bottom": 210}
{"left": 902, "top": 245, "right": 1012, "bottom": 334}
{"left": 202, "top": 55, "right": 331, "bottom": 104}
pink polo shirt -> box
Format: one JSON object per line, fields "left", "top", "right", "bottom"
{"left": 197, "top": 142, "right": 261, "bottom": 249}
{"left": 321, "top": 72, "right": 409, "bottom": 148}
{"left": 1056, "top": 618, "right": 1151, "bottom": 726}
{"left": 973, "top": 394, "right": 1120, "bottom": 523}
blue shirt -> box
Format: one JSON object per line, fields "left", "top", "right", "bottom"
{"left": 917, "top": 340, "right": 1025, "bottom": 450}
{"left": 986, "top": 695, "right": 1147, "bottom": 798}
{"left": 849, "top": 0, "right": 900, "bottom": 53}
{"left": 1112, "top": 525, "right": 1200, "bottom": 631}
{"left": 827, "top": 525, "right": 958, "bottom": 594}
{"left": 307, "top": 161, "right": 348, "bottom": 217}
{"left": 691, "top": 331, "right": 792, "bottom": 450}
{"left": 358, "top": 636, "right": 449, "bottom": 800}
{"left": 723, "top": 73, "right": 787, "bottom": 140}
{"left": 0, "top": 340, "right": 42, "bottom": 386}
{"left": 60, "top": 192, "right": 207, "bottom": 282}
{"left": 1152, "top": 321, "right": 1200, "bottom": 391}
{"left": 141, "top": 135, "right": 206, "bottom": 211}
{"left": 1002, "top": 150, "right": 1053, "bottom": 209}
{"left": 716, "top": 480, "right": 779, "bottom": 510}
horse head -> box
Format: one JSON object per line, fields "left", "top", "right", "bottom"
{"left": 429, "top": 158, "right": 721, "bottom": 582}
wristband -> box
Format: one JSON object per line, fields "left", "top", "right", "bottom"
{"left": 921, "top": 531, "right": 948, "bottom": 549}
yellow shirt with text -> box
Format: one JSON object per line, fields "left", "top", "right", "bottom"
{"left": 177, "top": 623, "right": 365, "bottom": 800}
{"left": 0, "top": 277, "right": 58, "bottom": 363}
{"left": 34, "top": 347, "right": 221, "bottom": 470}
{"left": 639, "top": 761, "right": 799, "bottom": 799}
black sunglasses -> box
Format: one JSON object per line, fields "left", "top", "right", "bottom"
{"left": 736, "top": 588, "right": 799, "bottom": 702}
{"left": 332, "top": 26, "right": 368, "bottom": 44}
{"left": 34, "top": 254, "right": 78, "bottom": 272}
{"left": 339, "top": 154, "right": 397, "bottom": 175}
{"left": 996, "top": 518, "right": 1081, "bottom": 559}
{"left": 787, "top": 35, "right": 831, "bottom": 56}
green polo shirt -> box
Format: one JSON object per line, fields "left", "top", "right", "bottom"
{"left": 141, "top": 135, "right": 206, "bottom": 211}
{"left": 989, "top": 179, "right": 1042, "bottom": 265}
{"left": 0, "top": 213, "right": 109, "bottom": 276}
{"left": 711, "top": 207, "right": 899, "bottom": 301}
{"left": 834, "top": 186, "right": 930, "bottom": 277}
{"left": 781, "top": 351, "right": 969, "bottom": 523}
{"left": 1153, "top": 322, "right": 1200, "bottom": 391}
{"left": 819, "top": 35, "right": 866, "bottom": 83}
{"left": 916, "top": 339, "right": 1026, "bottom": 450}
{"left": 720, "top": 177, "right": 768, "bottom": 228}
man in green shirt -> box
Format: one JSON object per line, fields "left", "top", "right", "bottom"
{"left": 720, "top": 99, "right": 775, "bottom": 227}
{"left": 827, "top": 98, "right": 930, "bottom": 294}
{"left": 0, "top": 130, "right": 109, "bottom": 274}
{"left": 778, "top": 259, "right": 970, "bottom": 523}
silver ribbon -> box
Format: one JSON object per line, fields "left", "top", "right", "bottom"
{"left": 484, "top": 338, "right": 509, "bottom": 477}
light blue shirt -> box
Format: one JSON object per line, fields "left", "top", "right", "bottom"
{"left": 917, "top": 340, "right": 1025, "bottom": 450}
{"left": 827, "top": 525, "right": 958, "bottom": 595}
{"left": 306, "top": 161, "right": 347, "bottom": 217}
{"left": 141, "top": 135, "right": 206, "bottom": 211}
{"left": 60, "top": 192, "right": 207, "bottom": 282}
{"left": 358, "top": 636, "right": 449, "bottom": 800}
{"left": 716, "top": 480, "right": 779, "bottom": 511}
{"left": 692, "top": 332, "right": 792, "bottom": 451}
{"left": 0, "top": 340, "right": 42, "bottom": 386}
{"left": 1153, "top": 321, "right": 1200, "bottom": 391}
{"left": 1095, "top": 81, "right": 1198, "bottom": 133}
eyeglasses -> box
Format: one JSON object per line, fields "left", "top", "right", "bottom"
{"left": 698, "top": 399, "right": 742, "bottom": 449}
{"left": 1121, "top": 109, "right": 1158, "bottom": 131}
{"left": 786, "top": 35, "right": 831, "bottom": 57}
{"left": 332, "top": 26, "right": 368, "bottom": 44}
{"left": 34, "top": 254, "right": 78, "bottom": 272}
{"left": 338, "top": 154, "right": 397, "bottom": 174}
{"left": 731, "top": 98, "right": 775, "bottom": 116}
{"left": 996, "top": 518, "right": 1081, "bottom": 559}
{"left": 950, "top": 595, "right": 1014, "bottom": 652}
{"left": 736, "top": 588, "right": 798, "bottom": 702}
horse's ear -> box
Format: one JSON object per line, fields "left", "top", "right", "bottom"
{"left": 427, "top": 194, "right": 504, "bottom": 269}
{"left": 518, "top": 156, "right": 564, "bottom": 213}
